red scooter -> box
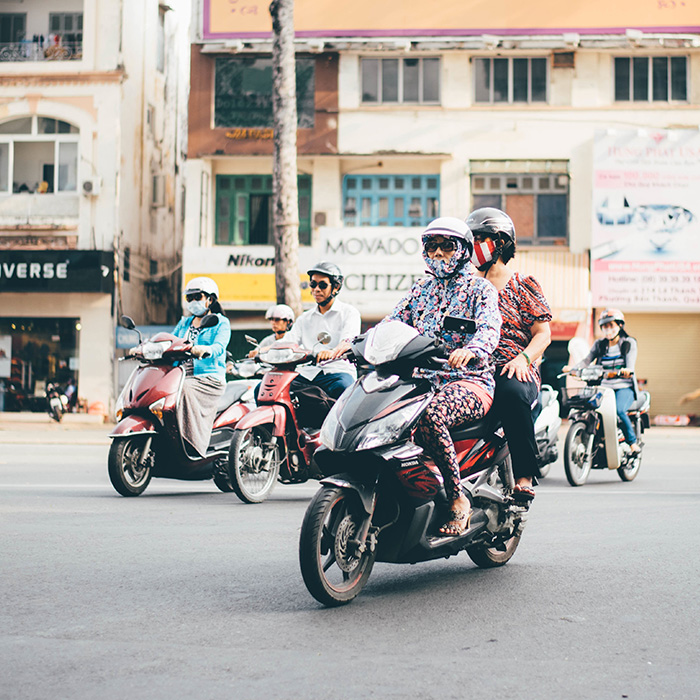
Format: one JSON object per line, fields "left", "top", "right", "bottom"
{"left": 108, "top": 315, "right": 255, "bottom": 497}
{"left": 227, "top": 336, "right": 335, "bottom": 503}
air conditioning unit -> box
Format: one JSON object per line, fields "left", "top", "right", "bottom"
{"left": 82, "top": 178, "right": 101, "bottom": 196}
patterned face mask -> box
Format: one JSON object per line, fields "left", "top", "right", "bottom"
{"left": 423, "top": 240, "right": 469, "bottom": 279}
{"left": 471, "top": 239, "right": 497, "bottom": 270}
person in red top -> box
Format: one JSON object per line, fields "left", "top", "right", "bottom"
{"left": 466, "top": 208, "right": 553, "bottom": 502}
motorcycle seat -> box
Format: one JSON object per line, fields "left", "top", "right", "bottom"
{"left": 627, "top": 391, "right": 650, "bottom": 413}
{"left": 450, "top": 410, "right": 503, "bottom": 442}
{"left": 215, "top": 382, "right": 252, "bottom": 415}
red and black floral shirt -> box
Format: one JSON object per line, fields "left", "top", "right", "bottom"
{"left": 494, "top": 273, "right": 552, "bottom": 383}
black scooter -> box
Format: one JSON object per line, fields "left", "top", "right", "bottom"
{"left": 298, "top": 320, "right": 530, "bottom": 606}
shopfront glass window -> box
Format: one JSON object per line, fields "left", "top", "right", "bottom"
{"left": 0, "top": 318, "right": 79, "bottom": 413}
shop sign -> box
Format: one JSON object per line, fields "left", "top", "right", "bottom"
{"left": 0, "top": 251, "right": 113, "bottom": 294}
{"left": 591, "top": 128, "right": 700, "bottom": 310}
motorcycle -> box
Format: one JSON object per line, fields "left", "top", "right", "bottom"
{"left": 226, "top": 334, "right": 336, "bottom": 504}
{"left": 45, "top": 382, "right": 68, "bottom": 422}
{"left": 533, "top": 383, "right": 561, "bottom": 478}
{"left": 108, "top": 315, "right": 255, "bottom": 497}
{"left": 298, "top": 321, "right": 529, "bottom": 607}
{"left": 560, "top": 366, "right": 651, "bottom": 486}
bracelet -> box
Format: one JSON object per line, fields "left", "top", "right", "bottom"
{"left": 520, "top": 351, "right": 532, "bottom": 366}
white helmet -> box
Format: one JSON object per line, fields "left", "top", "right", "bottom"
{"left": 265, "top": 304, "right": 295, "bottom": 323}
{"left": 184, "top": 277, "right": 219, "bottom": 298}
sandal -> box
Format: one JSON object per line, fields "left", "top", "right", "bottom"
{"left": 439, "top": 508, "right": 472, "bottom": 536}
{"left": 512, "top": 484, "right": 536, "bottom": 503}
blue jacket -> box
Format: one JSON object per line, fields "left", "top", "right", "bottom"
{"left": 172, "top": 314, "right": 231, "bottom": 381}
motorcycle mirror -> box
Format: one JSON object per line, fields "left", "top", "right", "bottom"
{"left": 245, "top": 335, "right": 259, "bottom": 347}
{"left": 120, "top": 315, "right": 136, "bottom": 330}
{"left": 317, "top": 332, "right": 331, "bottom": 345}
{"left": 199, "top": 314, "right": 219, "bottom": 329}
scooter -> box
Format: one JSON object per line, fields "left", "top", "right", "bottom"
{"left": 560, "top": 367, "right": 651, "bottom": 486}
{"left": 108, "top": 315, "right": 255, "bottom": 497}
{"left": 298, "top": 321, "right": 529, "bottom": 607}
{"left": 45, "top": 382, "right": 68, "bottom": 422}
{"left": 533, "top": 384, "right": 561, "bottom": 478}
{"left": 227, "top": 334, "right": 335, "bottom": 504}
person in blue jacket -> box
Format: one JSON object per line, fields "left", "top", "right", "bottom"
{"left": 173, "top": 277, "right": 231, "bottom": 456}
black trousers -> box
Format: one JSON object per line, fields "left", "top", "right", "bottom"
{"left": 493, "top": 372, "right": 539, "bottom": 481}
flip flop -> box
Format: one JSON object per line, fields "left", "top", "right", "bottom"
{"left": 512, "top": 484, "right": 536, "bottom": 503}
{"left": 439, "top": 508, "right": 472, "bottom": 536}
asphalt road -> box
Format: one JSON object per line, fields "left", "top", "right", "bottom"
{"left": 1, "top": 425, "right": 699, "bottom": 700}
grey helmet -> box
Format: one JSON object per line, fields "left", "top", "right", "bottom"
{"left": 307, "top": 261, "right": 344, "bottom": 290}
{"left": 465, "top": 207, "right": 516, "bottom": 244}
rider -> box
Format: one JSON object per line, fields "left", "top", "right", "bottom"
{"left": 467, "top": 207, "right": 552, "bottom": 503}
{"left": 387, "top": 217, "right": 501, "bottom": 536}
{"left": 564, "top": 309, "right": 640, "bottom": 453}
{"left": 248, "top": 303, "right": 295, "bottom": 358}
{"left": 172, "top": 277, "right": 231, "bottom": 456}
{"left": 284, "top": 261, "right": 361, "bottom": 399}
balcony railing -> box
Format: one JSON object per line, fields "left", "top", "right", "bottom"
{"left": 0, "top": 41, "right": 82, "bottom": 63}
{"left": 0, "top": 194, "right": 80, "bottom": 224}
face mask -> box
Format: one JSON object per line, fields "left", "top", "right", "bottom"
{"left": 423, "top": 242, "right": 468, "bottom": 279}
{"left": 471, "top": 239, "right": 497, "bottom": 270}
{"left": 187, "top": 299, "right": 208, "bottom": 317}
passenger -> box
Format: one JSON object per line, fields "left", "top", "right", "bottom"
{"left": 173, "top": 277, "right": 231, "bottom": 456}
{"left": 284, "top": 262, "right": 361, "bottom": 399}
{"left": 467, "top": 207, "right": 552, "bottom": 503}
{"left": 564, "top": 308, "right": 640, "bottom": 453}
{"left": 248, "top": 304, "right": 295, "bottom": 358}
{"left": 387, "top": 217, "right": 501, "bottom": 536}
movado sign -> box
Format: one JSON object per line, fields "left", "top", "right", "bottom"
{"left": 0, "top": 251, "right": 113, "bottom": 293}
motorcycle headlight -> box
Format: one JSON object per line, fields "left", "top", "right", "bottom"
{"left": 149, "top": 397, "right": 166, "bottom": 421}
{"left": 354, "top": 401, "right": 426, "bottom": 452}
{"left": 141, "top": 340, "right": 171, "bottom": 360}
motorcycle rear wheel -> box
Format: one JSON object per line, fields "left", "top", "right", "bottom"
{"left": 618, "top": 419, "right": 643, "bottom": 482}
{"left": 564, "top": 421, "right": 592, "bottom": 487}
{"left": 228, "top": 425, "right": 280, "bottom": 503}
{"left": 108, "top": 436, "right": 153, "bottom": 496}
{"left": 466, "top": 531, "right": 522, "bottom": 568}
{"left": 299, "top": 486, "right": 376, "bottom": 607}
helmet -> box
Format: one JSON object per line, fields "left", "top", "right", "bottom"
{"left": 184, "top": 276, "right": 219, "bottom": 298}
{"left": 465, "top": 207, "right": 516, "bottom": 244}
{"left": 265, "top": 304, "right": 295, "bottom": 323}
{"left": 598, "top": 308, "right": 625, "bottom": 328}
{"left": 421, "top": 217, "right": 474, "bottom": 259}
{"left": 307, "top": 261, "right": 344, "bottom": 290}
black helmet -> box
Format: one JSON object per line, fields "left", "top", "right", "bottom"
{"left": 307, "top": 261, "right": 344, "bottom": 290}
{"left": 465, "top": 207, "right": 516, "bottom": 244}
{"left": 421, "top": 216, "right": 475, "bottom": 259}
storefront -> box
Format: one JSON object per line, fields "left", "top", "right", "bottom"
{"left": 0, "top": 250, "right": 113, "bottom": 413}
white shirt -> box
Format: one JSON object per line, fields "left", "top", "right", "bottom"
{"left": 285, "top": 299, "right": 361, "bottom": 379}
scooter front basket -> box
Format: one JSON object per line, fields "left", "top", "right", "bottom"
{"left": 561, "top": 386, "right": 603, "bottom": 412}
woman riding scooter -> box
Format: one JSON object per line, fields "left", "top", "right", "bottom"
{"left": 564, "top": 308, "right": 640, "bottom": 453}
{"left": 173, "top": 277, "right": 231, "bottom": 456}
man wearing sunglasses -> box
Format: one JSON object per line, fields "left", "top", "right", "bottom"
{"left": 284, "top": 261, "right": 361, "bottom": 399}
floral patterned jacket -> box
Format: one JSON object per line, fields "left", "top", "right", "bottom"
{"left": 387, "top": 269, "right": 501, "bottom": 395}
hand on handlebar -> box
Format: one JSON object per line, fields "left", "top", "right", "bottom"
{"left": 318, "top": 340, "right": 352, "bottom": 362}
{"left": 190, "top": 345, "right": 211, "bottom": 359}
{"left": 447, "top": 348, "right": 474, "bottom": 369}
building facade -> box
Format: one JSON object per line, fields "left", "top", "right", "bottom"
{"left": 184, "top": 0, "right": 700, "bottom": 414}
{"left": 0, "top": 0, "right": 190, "bottom": 413}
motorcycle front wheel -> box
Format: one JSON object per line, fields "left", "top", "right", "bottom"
{"left": 228, "top": 425, "right": 280, "bottom": 503}
{"left": 299, "top": 486, "right": 376, "bottom": 607}
{"left": 564, "top": 421, "right": 593, "bottom": 486}
{"left": 108, "top": 436, "right": 153, "bottom": 496}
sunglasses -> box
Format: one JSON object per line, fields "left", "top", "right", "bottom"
{"left": 309, "top": 280, "right": 331, "bottom": 290}
{"left": 185, "top": 292, "right": 205, "bottom": 302}
{"left": 423, "top": 239, "right": 458, "bottom": 253}
{"left": 269, "top": 317, "right": 287, "bottom": 323}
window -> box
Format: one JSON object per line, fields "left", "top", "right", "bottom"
{"left": 0, "top": 13, "right": 26, "bottom": 43}
{"left": 0, "top": 116, "right": 79, "bottom": 194}
{"left": 614, "top": 56, "right": 687, "bottom": 102}
{"left": 215, "top": 175, "right": 312, "bottom": 246}
{"left": 48, "top": 12, "right": 83, "bottom": 56}
{"left": 361, "top": 58, "right": 440, "bottom": 104}
{"left": 214, "top": 57, "right": 315, "bottom": 128}
{"left": 471, "top": 172, "right": 568, "bottom": 245}
{"left": 474, "top": 57, "right": 548, "bottom": 104}
{"left": 342, "top": 175, "right": 440, "bottom": 227}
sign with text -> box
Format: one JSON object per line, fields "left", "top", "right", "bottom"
{"left": 0, "top": 251, "right": 113, "bottom": 294}
{"left": 203, "top": 0, "right": 700, "bottom": 40}
{"left": 591, "top": 128, "right": 700, "bottom": 311}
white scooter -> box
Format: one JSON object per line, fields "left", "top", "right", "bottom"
{"left": 533, "top": 384, "right": 561, "bottom": 478}
{"left": 560, "top": 367, "right": 651, "bottom": 486}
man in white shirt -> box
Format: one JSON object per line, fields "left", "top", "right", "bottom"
{"left": 284, "top": 261, "right": 361, "bottom": 398}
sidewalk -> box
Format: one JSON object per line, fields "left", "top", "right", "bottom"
{"left": 0, "top": 412, "right": 115, "bottom": 445}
